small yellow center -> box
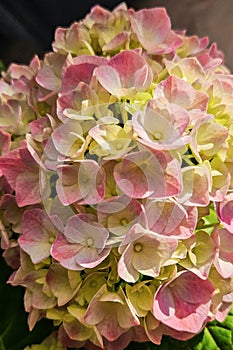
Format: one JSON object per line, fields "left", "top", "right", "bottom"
{"left": 157, "top": 201, "right": 164, "bottom": 208}
{"left": 120, "top": 218, "right": 129, "bottom": 226}
{"left": 81, "top": 174, "right": 89, "bottom": 184}
{"left": 86, "top": 238, "right": 94, "bottom": 247}
{"left": 153, "top": 132, "right": 162, "bottom": 140}
{"left": 134, "top": 242, "right": 143, "bottom": 252}
{"left": 116, "top": 142, "right": 123, "bottom": 150}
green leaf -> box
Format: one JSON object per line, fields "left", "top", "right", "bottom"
{"left": 208, "top": 326, "right": 232, "bottom": 350}
{"left": 0, "top": 254, "right": 54, "bottom": 350}
{"left": 0, "top": 61, "right": 5, "bottom": 75}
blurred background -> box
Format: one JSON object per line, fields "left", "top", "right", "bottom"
{"left": 0, "top": 0, "right": 232, "bottom": 70}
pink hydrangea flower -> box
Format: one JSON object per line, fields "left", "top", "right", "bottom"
{"left": 153, "top": 75, "right": 209, "bottom": 121}
{"left": 0, "top": 144, "right": 40, "bottom": 207}
{"left": 114, "top": 149, "right": 182, "bottom": 199}
{"left": 56, "top": 160, "right": 105, "bottom": 205}
{"left": 97, "top": 195, "right": 145, "bottom": 237}
{"left": 51, "top": 214, "right": 110, "bottom": 270}
{"left": 153, "top": 271, "right": 214, "bottom": 333}
{"left": 132, "top": 101, "right": 191, "bottom": 150}
{"left": 18, "top": 208, "right": 58, "bottom": 264}
{"left": 84, "top": 285, "right": 140, "bottom": 341}
{"left": 216, "top": 193, "right": 233, "bottom": 232}
{"left": 62, "top": 55, "right": 108, "bottom": 93}
{"left": 118, "top": 223, "right": 177, "bottom": 282}
{"left": 130, "top": 8, "right": 182, "bottom": 54}
{"left": 94, "top": 50, "right": 153, "bottom": 98}
{"left": 212, "top": 227, "right": 233, "bottom": 278}
{"left": 1, "top": 2, "right": 233, "bottom": 348}
{"left": 51, "top": 118, "right": 93, "bottom": 158}
{"left": 145, "top": 199, "right": 197, "bottom": 239}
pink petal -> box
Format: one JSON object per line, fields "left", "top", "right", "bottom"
{"left": 146, "top": 200, "right": 197, "bottom": 239}
{"left": 114, "top": 149, "right": 181, "bottom": 199}
{"left": 56, "top": 160, "right": 105, "bottom": 205}
{"left": 216, "top": 193, "right": 233, "bottom": 232}
{"left": 64, "top": 214, "right": 109, "bottom": 249}
{"left": 0, "top": 130, "right": 11, "bottom": 156}
{"left": 118, "top": 245, "right": 140, "bottom": 283}
{"left": 102, "top": 31, "right": 130, "bottom": 52}
{"left": 212, "top": 228, "right": 233, "bottom": 278}
{"left": 132, "top": 102, "right": 190, "bottom": 151}
{"left": 131, "top": 8, "right": 182, "bottom": 54}
{"left": 18, "top": 208, "right": 58, "bottom": 264}
{"left": 153, "top": 75, "right": 209, "bottom": 116}
{"left": 0, "top": 145, "right": 40, "bottom": 207}
{"left": 94, "top": 65, "right": 122, "bottom": 97}
{"left": 62, "top": 55, "right": 107, "bottom": 92}
{"left": 36, "top": 66, "right": 61, "bottom": 91}
{"left": 51, "top": 234, "right": 83, "bottom": 270}
{"left": 153, "top": 271, "right": 214, "bottom": 333}
{"left": 95, "top": 50, "right": 152, "bottom": 98}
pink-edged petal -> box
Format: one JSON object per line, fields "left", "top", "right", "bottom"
{"left": 36, "top": 66, "right": 61, "bottom": 91}
{"left": 212, "top": 228, "right": 233, "bottom": 278}
{"left": 118, "top": 245, "right": 140, "bottom": 283}
{"left": 64, "top": 214, "right": 109, "bottom": 248}
{"left": 146, "top": 200, "right": 197, "bottom": 239}
{"left": 56, "top": 160, "right": 105, "bottom": 205}
{"left": 153, "top": 271, "right": 214, "bottom": 333}
{"left": 0, "top": 130, "right": 11, "bottom": 156}
{"left": 132, "top": 102, "right": 190, "bottom": 151}
{"left": 216, "top": 193, "right": 233, "bottom": 232}
{"left": 102, "top": 31, "right": 130, "bottom": 53}
{"left": 18, "top": 208, "right": 58, "bottom": 264}
{"left": 114, "top": 149, "right": 181, "bottom": 199}
{"left": 0, "top": 145, "right": 40, "bottom": 207}
{"left": 130, "top": 8, "right": 182, "bottom": 54}
{"left": 94, "top": 65, "right": 122, "bottom": 97}
{"left": 51, "top": 234, "right": 83, "bottom": 270}
{"left": 62, "top": 55, "right": 107, "bottom": 92}
{"left": 153, "top": 75, "right": 209, "bottom": 116}
{"left": 95, "top": 50, "right": 152, "bottom": 98}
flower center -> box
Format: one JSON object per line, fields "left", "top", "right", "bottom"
{"left": 157, "top": 201, "right": 164, "bottom": 208}
{"left": 86, "top": 238, "right": 94, "bottom": 247}
{"left": 120, "top": 218, "right": 129, "bottom": 226}
{"left": 134, "top": 242, "right": 143, "bottom": 252}
{"left": 80, "top": 174, "right": 89, "bottom": 184}
{"left": 116, "top": 142, "right": 123, "bottom": 150}
{"left": 49, "top": 237, "right": 55, "bottom": 244}
{"left": 153, "top": 132, "right": 162, "bottom": 140}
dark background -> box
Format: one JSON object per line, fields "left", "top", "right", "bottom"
{"left": 0, "top": 0, "right": 232, "bottom": 70}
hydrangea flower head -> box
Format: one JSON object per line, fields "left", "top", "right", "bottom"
{"left": 0, "top": 3, "right": 233, "bottom": 350}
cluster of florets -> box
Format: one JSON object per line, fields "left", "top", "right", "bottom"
{"left": 0, "top": 3, "right": 233, "bottom": 350}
